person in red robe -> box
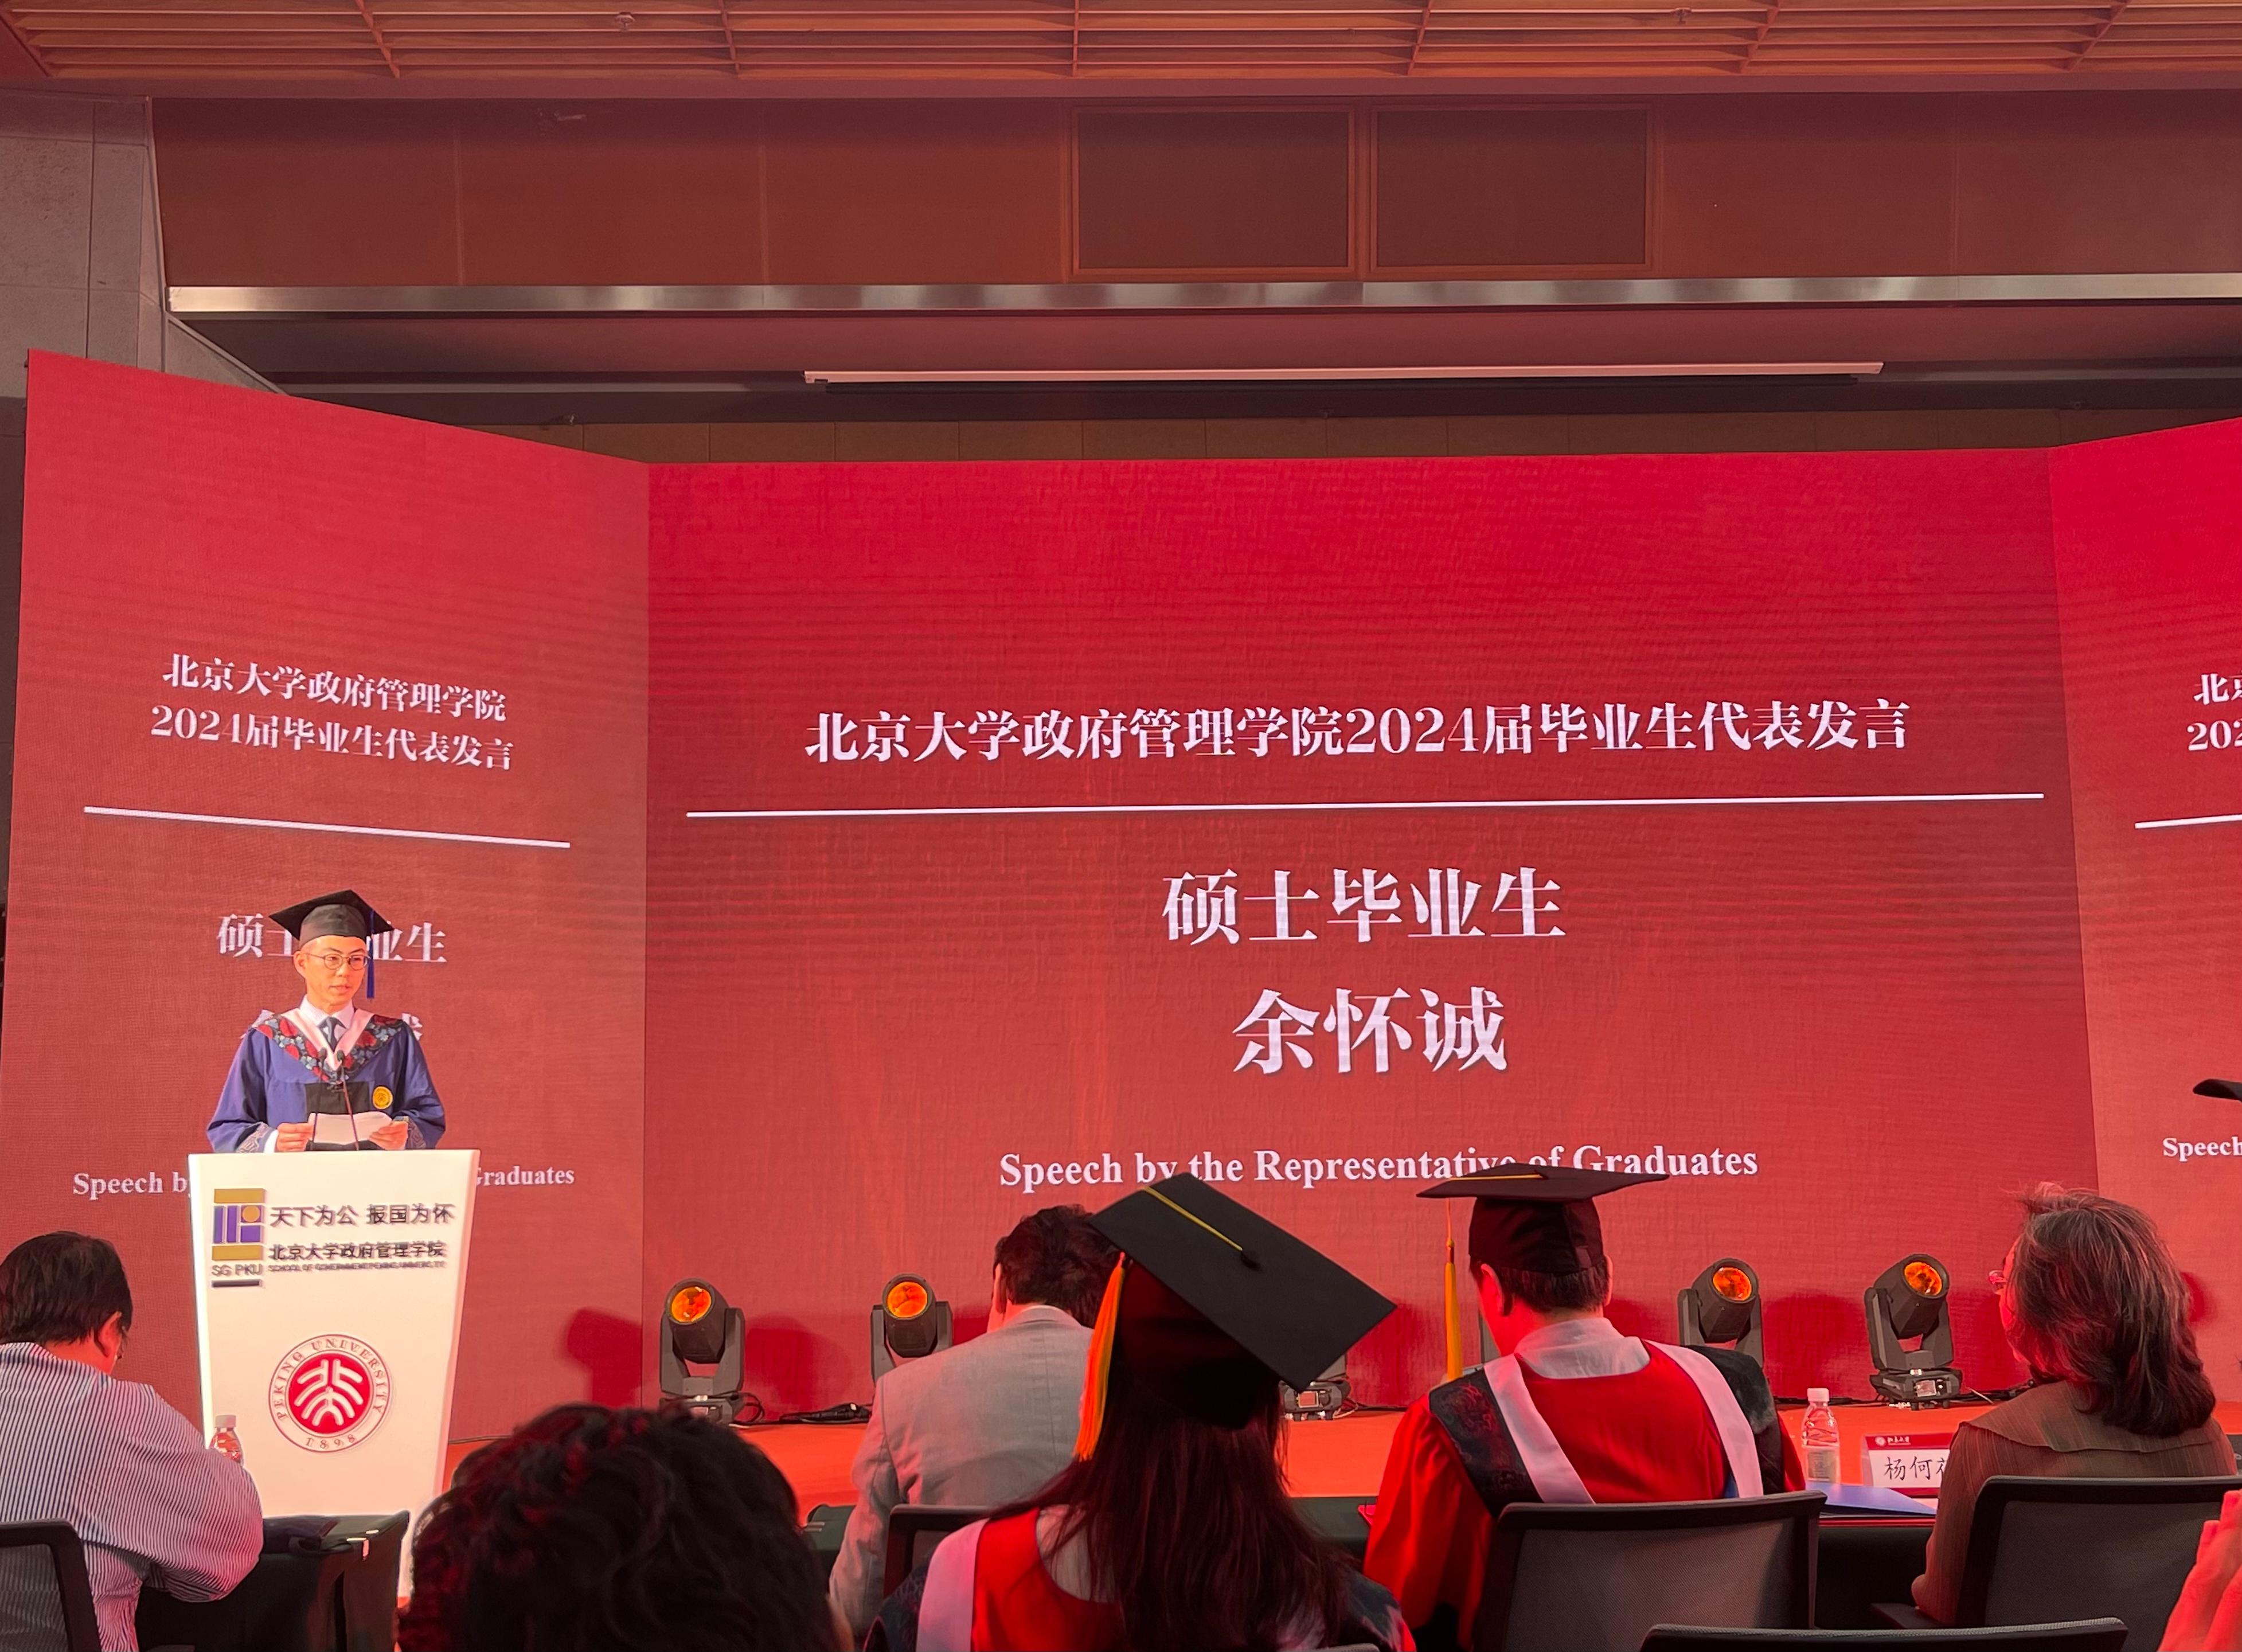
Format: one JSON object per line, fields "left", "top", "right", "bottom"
{"left": 871, "top": 1173, "right": 1415, "bottom": 1652}
{"left": 1364, "top": 1166, "right": 1802, "bottom": 1652}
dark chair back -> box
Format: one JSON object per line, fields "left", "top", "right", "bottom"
{"left": 134, "top": 1510, "right": 407, "bottom": 1652}
{"left": 882, "top": 1505, "right": 988, "bottom": 1601}
{"left": 1479, "top": 1492, "right": 1824, "bottom": 1652}
{"left": 1959, "top": 1477, "right": 2242, "bottom": 1651}
{"left": 1642, "top": 1620, "right": 2128, "bottom": 1651}
{"left": 0, "top": 1520, "right": 103, "bottom": 1652}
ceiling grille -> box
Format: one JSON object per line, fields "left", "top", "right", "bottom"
{"left": 7, "top": 0, "right": 2241, "bottom": 80}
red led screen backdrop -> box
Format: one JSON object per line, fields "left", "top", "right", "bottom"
{"left": 2, "top": 356, "right": 649, "bottom": 1433}
{"left": 646, "top": 454, "right": 2102, "bottom": 1408}
{"left": 9, "top": 352, "right": 2239, "bottom": 1427}
{"left": 2051, "top": 419, "right": 2242, "bottom": 1395}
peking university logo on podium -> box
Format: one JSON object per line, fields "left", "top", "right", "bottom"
{"left": 269, "top": 1334, "right": 392, "bottom": 1452}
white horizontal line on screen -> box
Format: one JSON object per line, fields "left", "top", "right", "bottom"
{"left": 689, "top": 792, "right": 2045, "bottom": 822}
{"left": 2135, "top": 811, "right": 2242, "bottom": 831}
{"left": 84, "top": 806, "right": 571, "bottom": 850}
{"left": 804, "top": 363, "right": 1886, "bottom": 385}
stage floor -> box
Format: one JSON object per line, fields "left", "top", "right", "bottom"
{"left": 447, "top": 1400, "right": 2242, "bottom": 1513}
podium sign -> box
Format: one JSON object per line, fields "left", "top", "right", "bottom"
{"left": 189, "top": 1151, "right": 479, "bottom": 1520}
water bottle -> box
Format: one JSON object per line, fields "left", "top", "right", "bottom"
{"left": 210, "top": 1414, "right": 244, "bottom": 1465}
{"left": 1802, "top": 1388, "right": 1840, "bottom": 1484}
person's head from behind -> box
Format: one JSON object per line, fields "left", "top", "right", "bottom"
{"left": 1468, "top": 1194, "right": 1612, "bottom": 1355}
{"left": 400, "top": 1403, "right": 838, "bottom": 1652}
{"left": 2000, "top": 1182, "right": 2214, "bottom": 1438}
{"left": 1030, "top": 1266, "right": 1351, "bottom": 1652}
{"left": 0, "top": 1232, "right": 132, "bottom": 1373}
{"left": 1474, "top": 1252, "right": 1611, "bottom": 1349}
{"left": 991, "top": 1204, "right": 1120, "bottom": 1328}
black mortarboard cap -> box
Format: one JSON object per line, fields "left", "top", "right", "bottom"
{"left": 1418, "top": 1164, "right": 1667, "bottom": 1275}
{"left": 269, "top": 890, "right": 393, "bottom": 944}
{"left": 1091, "top": 1175, "right": 1395, "bottom": 1418}
{"left": 2194, "top": 1079, "right": 2242, "bottom": 1101}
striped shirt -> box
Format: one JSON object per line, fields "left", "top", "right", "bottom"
{"left": 0, "top": 1343, "right": 262, "bottom": 1651}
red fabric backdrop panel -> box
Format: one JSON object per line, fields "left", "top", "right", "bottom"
{"left": 2052, "top": 419, "right": 2242, "bottom": 1394}
{"left": 647, "top": 454, "right": 2100, "bottom": 1411}
{"left": 2, "top": 355, "right": 650, "bottom": 1434}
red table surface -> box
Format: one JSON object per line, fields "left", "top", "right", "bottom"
{"left": 446, "top": 1400, "right": 2242, "bottom": 1515}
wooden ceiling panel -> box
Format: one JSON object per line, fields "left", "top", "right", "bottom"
{"left": 9, "top": 0, "right": 2242, "bottom": 77}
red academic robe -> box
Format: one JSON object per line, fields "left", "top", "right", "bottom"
{"left": 966, "top": 1512, "right": 1119, "bottom": 1652}
{"left": 890, "top": 1508, "right": 1415, "bottom": 1652}
{"left": 1363, "top": 1338, "right": 1802, "bottom": 1651}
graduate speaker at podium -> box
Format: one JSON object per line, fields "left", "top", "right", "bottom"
{"left": 205, "top": 891, "right": 448, "bottom": 1154}
{"left": 190, "top": 888, "right": 474, "bottom": 1520}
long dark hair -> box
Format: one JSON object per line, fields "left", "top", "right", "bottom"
{"left": 1002, "top": 1354, "right": 1352, "bottom": 1652}
{"left": 400, "top": 1404, "right": 836, "bottom": 1652}
{"left": 2006, "top": 1184, "right": 2216, "bottom": 1438}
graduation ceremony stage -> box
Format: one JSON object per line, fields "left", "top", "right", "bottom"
{"left": 9, "top": 353, "right": 2242, "bottom": 1559}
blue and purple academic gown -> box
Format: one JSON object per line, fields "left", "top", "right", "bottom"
{"left": 206, "top": 1005, "right": 446, "bottom": 1152}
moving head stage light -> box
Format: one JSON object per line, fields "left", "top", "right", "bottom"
{"left": 659, "top": 1278, "right": 749, "bottom": 1425}
{"left": 1677, "top": 1257, "right": 1764, "bottom": 1368}
{"left": 871, "top": 1273, "right": 953, "bottom": 1380}
{"left": 1281, "top": 1356, "right": 1350, "bottom": 1421}
{"left": 1864, "top": 1253, "right": 1962, "bottom": 1406}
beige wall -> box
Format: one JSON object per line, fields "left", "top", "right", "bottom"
{"left": 0, "top": 88, "right": 267, "bottom": 400}
{"left": 0, "top": 89, "right": 166, "bottom": 399}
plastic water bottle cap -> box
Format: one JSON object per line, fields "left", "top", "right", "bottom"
{"left": 214, "top": 1414, "right": 236, "bottom": 1430}
{"left": 1806, "top": 1388, "right": 1830, "bottom": 1405}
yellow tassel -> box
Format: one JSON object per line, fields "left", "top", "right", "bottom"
{"left": 1443, "top": 1208, "right": 1464, "bottom": 1382}
{"left": 1073, "top": 1256, "right": 1128, "bottom": 1459}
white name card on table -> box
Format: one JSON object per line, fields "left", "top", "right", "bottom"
{"left": 189, "top": 1150, "right": 479, "bottom": 1521}
{"left": 1861, "top": 1431, "right": 1954, "bottom": 1495}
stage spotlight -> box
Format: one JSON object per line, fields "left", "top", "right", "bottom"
{"left": 1677, "top": 1257, "right": 1764, "bottom": 1368}
{"left": 2193, "top": 1078, "right": 2242, "bottom": 1100}
{"left": 1863, "top": 1254, "right": 1962, "bottom": 1406}
{"left": 870, "top": 1273, "right": 954, "bottom": 1380}
{"left": 658, "top": 1277, "right": 749, "bottom": 1425}
{"left": 1282, "top": 1356, "right": 1351, "bottom": 1421}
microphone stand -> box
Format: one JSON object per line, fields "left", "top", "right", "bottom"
{"left": 326, "top": 1018, "right": 363, "bottom": 1151}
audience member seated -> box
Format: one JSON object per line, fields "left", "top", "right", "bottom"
{"left": 0, "top": 1231, "right": 262, "bottom": 1652}
{"left": 831, "top": 1205, "right": 1119, "bottom": 1642}
{"left": 400, "top": 1403, "right": 842, "bottom": 1652}
{"left": 873, "top": 1174, "right": 1409, "bottom": 1652}
{"left": 1365, "top": 1168, "right": 1799, "bottom": 1652}
{"left": 2162, "top": 1487, "right": 2242, "bottom": 1652}
{"left": 1913, "top": 1184, "right": 2238, "bottom": 1624}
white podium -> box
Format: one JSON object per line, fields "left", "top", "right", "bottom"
{"left": 188, "top": 1151, "right": 479, "bottom": 1521}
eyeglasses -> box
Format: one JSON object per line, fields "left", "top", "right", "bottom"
{"left": 302, "top": 952, "right": 368, "bottom": 973}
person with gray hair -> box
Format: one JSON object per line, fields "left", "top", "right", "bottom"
{"left": 1912, "top": 1184, "right": 2238, "bottom": 1624}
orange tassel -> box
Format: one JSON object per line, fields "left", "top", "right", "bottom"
{"left": 1443, "top": 1208, "right": 1464, "bottom": 1382}
{"left": 1072, "top": 1256, "right": 1128, "bottom": 1459}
